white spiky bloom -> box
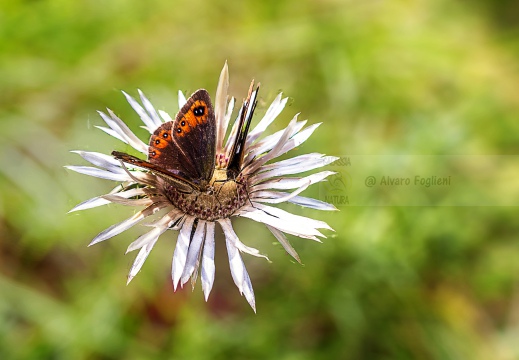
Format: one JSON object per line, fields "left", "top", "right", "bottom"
{"left": 67, "top": 63, "right": 337, "bottom": 311}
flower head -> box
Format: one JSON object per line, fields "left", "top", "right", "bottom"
{"left": 67, "top": 63, "right": 337, "bottom": 311}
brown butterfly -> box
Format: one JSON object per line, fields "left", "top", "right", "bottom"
{"left": 113, "top": 86, "right": 258, "bottom": 194}
{"left": 113, "top": 89, "right": 216, "bottom": 194}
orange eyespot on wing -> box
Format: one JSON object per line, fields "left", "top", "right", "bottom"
{"left": 148, "top": 149, "right": 162, "bottom": 159}
{"left": 175, "top": 100, "right": 209, "bottom": 137}
{"left": 151, "top": 128, "right": 170, "bottom": 149}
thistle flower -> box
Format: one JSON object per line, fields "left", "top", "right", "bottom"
{"left": 67, "top": 63, "right": 337, "bottom": 311}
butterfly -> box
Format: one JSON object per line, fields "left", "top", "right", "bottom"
{"left": 113, "top": 84, "right": 258, "bottom": 194}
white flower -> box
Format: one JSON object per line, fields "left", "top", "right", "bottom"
{"left": 67, "top": 63, "right": 337, "bottom": 312}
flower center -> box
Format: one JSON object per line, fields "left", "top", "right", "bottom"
{"left": 163, "top": 169, "right": 248, "bottom": 221}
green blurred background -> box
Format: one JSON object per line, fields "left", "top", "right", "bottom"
{"left": 1, "top": 0, "right": 519, "bottom": 359}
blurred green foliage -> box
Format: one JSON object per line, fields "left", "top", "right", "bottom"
{"left": 1, "top": 0, "right": 519, "bottom": 359}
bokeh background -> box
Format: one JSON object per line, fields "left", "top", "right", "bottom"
{"left": 1, "top": 0, "right": 519, "bottom": 359}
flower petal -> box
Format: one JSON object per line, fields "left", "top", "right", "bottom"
{"left": 225, "top": 236, "right": 256, "bottom": 312}
{"left": 275, "top": 123, "right": 322, "bottom": 159}
{"left": 287, "top": 195, "right": 338, "bottom": 211}
{"left": 251, "top": 156, "right": 339, "bottom": 183}
{"left": 101, "top": 194, "right": 154, "bottom": 207}
{"left": 245, "top": 122, "right": 322, "bottom": 173}
{"left": 246, "top": 93, "right": 288, "bottom": 146}
{"left": 250, "top": 180, "right": 311, "bottom": 204}
{"left": 253, "top": 202, "right": 333, "bottom": 233}
{"left": 180, "top": 220, "right": 206, "bottom": 286}
{"left": 94, "top": 125, "right": 129, "bottom": 144}
{"left": 201, "top": 222, "right": 216, "bottom": 301}
{"left": 251, "top": 171, "right": 336, "bottom": 191}
{"left": 223, "top": 107, "right": 243, "bottom": 155}
{"left": 69, "top": 187, "right": 147, "bottom": 213}
{"left": 238, "top": 203, "right": 329, "bottom": 240}
{"left": 244, "top": 114, "right": 299, "bottom": 175}
{"left": 217, "top": 219, "right": 269, "bottom": 261}
{"left": 215, "top": 62, "right": 230, "bottom": 153}
{"left": 171, "top": 216, "right": 195, "bottom": 290}
{"left": 71, "top": 151, "right": 125, "bottom": 173}
{"left": 158, "top": 110, "right": 172, "bottom": 123}
{"left": 138, "top": 89, "right": 163, "bottom": 128}
{"left": 225, "top": 97, "right": 236, "bottom": 128}
{"left": 257, "top": 153, "right": 328, "bottom": 172}
{"left": 126, "top": 209, "right": 182, "bottom": 253}
{"left": 122, "top": 90, "right": 156, "bottom": 133}
{"left": 89, "top": 202, "right": 168, "bottom": 246}
{"left": 65, "top": 166, "right": 131, "bottom": 182}
{"left": 98, "top": 109, "right": 148, "bottom": 154}
{"left": 69, "top": 196, "right": 111, "bottom": 213}
{"left": 127, "top": 237, "right": 159, "bottom": 285}
{"left": 266, "top": 225, "right": 301, "bottom": 264}
{"left": 178, "top": 90, "right": 187, "bottom": 109}
{"left": 244, "top": 121, "right": 307, "bottom": 166}
{"left": 254, "top": 193, "right": 338, "bottom": 211}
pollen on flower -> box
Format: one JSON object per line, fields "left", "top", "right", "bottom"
{"left": 162, "top": 168, "right": 248, "bottom": 221}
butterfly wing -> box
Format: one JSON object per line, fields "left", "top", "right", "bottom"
{"left": 227, "top": 82, "right": 258, "bottom": 178}
{"left": 148, "top": 89, "right": 216, "bottom": 186}
{"left": 112, "top": 151, "right": 198, "bottom": 193}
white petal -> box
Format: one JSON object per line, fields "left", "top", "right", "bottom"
{"left": 215, "top": 62, "right": 230, "bottom": 153}
{"left": 225, "top": 97, "right": 236, "bottom": 129}
{"left": 65, "top": 166, "right": 131, "bottom": 182}
{"left": 217, "top": 219, "right": 269, "bottom": 260}
{"left": 115, "top": 160, "right": 162, "bottom": 188}
{"left": 69, "top": 196, "right": 111, "bottom": 213}
{"left": 127, "top": 236, "right": 159, "bottom": 284}
{"left": 251, "top": 156, "right": 339, "bottom": 183}
{"left": 253, "top": 203, "right": 333, "bottom": 233}
{"left": 126, "top": 209, "right": 182, "bottom": 253}
{"left": 250, "top": 180, "right": 311, "bottom": 204}
{"left": 189, "top": 248, "right": 202, "bottom": 291}
{"left": 126, "top": 228, "right": 162, "bottom": 255}
{"left": 169, "top": 216, "right": 185, "bottom": 231}
{"left": 253, "top": 193, "right": 338, "bottom": 211}
{"left": 201, "top": 222, "right": 216, "bottom": 301}
{"left": 286, "top": 195, "right": 338, "bottom": 211}
{"left": 122, "top": 91, "right": 156, "bottom": 133}
{"left": 246, "top": 93, "right": 288, "bottom": 146}
{"left": 88, "top": 203, "right": 167, "bottom": 246}
{"left": 171, "top": 216, "right": 195, "bottom": 290}
{"left": 245, "top": 120, "right": 317, "bottom": 174}
{"left": 102, "top": 194, "right": 153, "bottom": 207}
{"left": 71, "top": 150, "right": 125, "bottom": 173}
{"left": 257, "top": 153, "right": 327, "bottom": 172}
{"left": 69, "top": 186, "right": 145, "bottom": 213}
{"left": 252, "top": 171, "right": 336, "bottom": 191}
{"left": 244, "top": 121, "right": 307, "bottom": 165}
{"left": 238, "top": 204, "right": 328, "bottom": 240}
{"left": 158, "top": 110, "right": 172, "bottom": 123}
{"left": 266, "top": 225, "right": 301, "bottom": 264}
{"left": 225, "top": 236, "right": 256, "bottom": 312}
{"left": 180, "top": 220, "right": 206, "bottom": 286}
{"left": 244, "top": 114, "right": 299, "bottom": 175}
{"left": 223, "top": 107, "right": 242, "bottom": 155}
{"left": 138, "top": 89, "right": 162, "bottom": 128}
{"left": 94, "top": 126, "right": 129, "bottom": 144}
{"left": 98, "top": 110, "right": 147, "bottom": 154}
{"left": 274, "top": 123, "right": 322, "bottom": 159}
{"left": 178, "top": 90, "right": 187, "bottom": 109}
